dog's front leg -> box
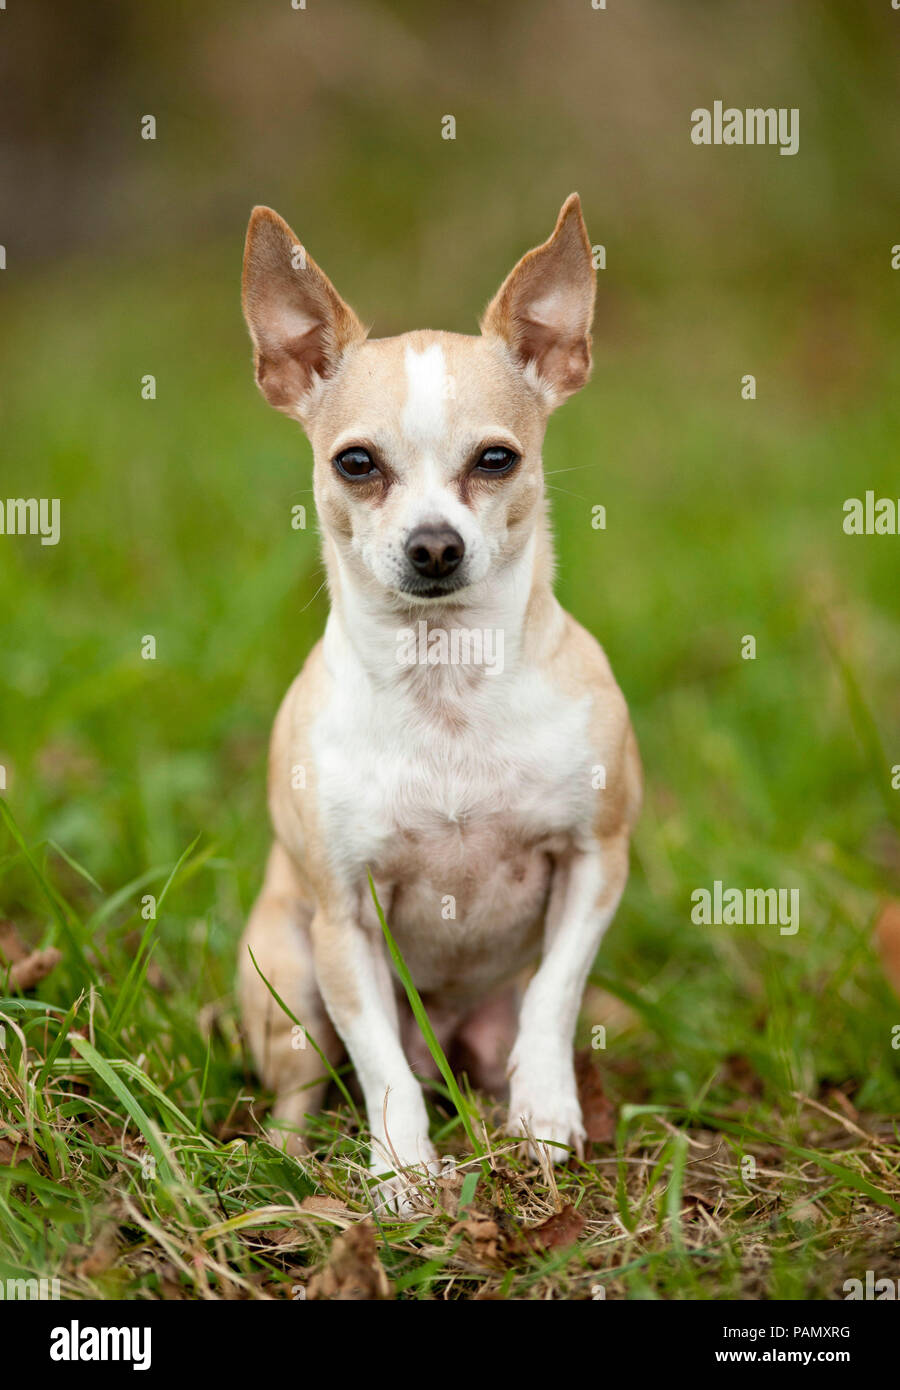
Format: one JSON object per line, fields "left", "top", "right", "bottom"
{"left": 507, "top": 833, "right": 630, "bottom": 1162}
{"left": 309, "top": 904, "right": 438, "bottom": 1213}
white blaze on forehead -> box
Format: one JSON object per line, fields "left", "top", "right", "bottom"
{"left": 401, "top": 343, "right": 447, "bottom": 449}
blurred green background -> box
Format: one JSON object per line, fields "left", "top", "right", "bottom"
{"left": 1, "top": 0, "right": 900, "bottom": 1112}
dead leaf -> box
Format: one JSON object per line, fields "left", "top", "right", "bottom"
{"left": 519, "top": 1203, "right": 585, "bottom": 1252}
{"left": 0, "top": 922, "right": 61, "bottom": 990}
{"left": 875, "top": 901, "right": 900, "bottom": 999}
{"left": 0, "top": 921, "right": 29, "bottom": 963}
{"left": 306, "top": 1221, "right": 391, "bottom": 1300}
{"left": 433, "top": 1161, "right": 464, "bottom": 1216}
{"left": 267, "top": 1228, "right": 305, "bottom": 1249}
{"left": 299, "top": 1195, "right": 351, "bottom": 1219}
{"left": 575, "top": 1050, "right": 616, "bottom": 1143}
{"left": 0, "top": 1133, "right": 39, "bottom": 1167}
{"left": 8, "top": 948, "right": 62, "bottom": 992}
{"left": 449, "top": 1211, "right": 503, "bottom": 1263}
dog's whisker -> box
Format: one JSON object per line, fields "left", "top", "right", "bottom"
{"left": 299, "top": 574, "right": 329, "bottom": 612}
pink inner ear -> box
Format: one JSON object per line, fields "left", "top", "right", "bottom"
{"left": 526, "top": 284, "right": 588, "bottom": 337}
{"left": 549, "top": 338, "right": 591, "bottom": 394}
{"left": 270, "top": 301, "right": 321, "bottom": 344}
{"left": 518, "top": 313, "right": 590, "bottom": 395}
{"left": 501, "top": 268, "right": 593, "bottom": 397}
{"left": 256, "top": 322, "right": 329, "bottom": 409}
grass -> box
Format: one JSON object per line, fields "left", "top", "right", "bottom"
{"left": 1, "top": 243, "right": 900, "bottom": 1299}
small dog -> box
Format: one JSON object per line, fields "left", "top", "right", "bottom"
{"left": 238, "top": 195, "right": 641, "bottom": 1210}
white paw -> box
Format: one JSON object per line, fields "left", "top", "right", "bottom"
{"left": 507, "top": 1079, "right": 585, "bottom": 1164}
{"left": 369, "top": 1149, "right": 453, "bottom": 1218}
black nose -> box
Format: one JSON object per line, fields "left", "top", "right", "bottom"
{"left": 405, "top": 526, "right": 465, "bottom": 579}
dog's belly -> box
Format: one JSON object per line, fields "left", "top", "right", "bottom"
{"left": 377, "top": 819, "right": 555, "bottom": 1000}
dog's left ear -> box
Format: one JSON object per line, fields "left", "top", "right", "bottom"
{"left": 481, "top": 194, "right": 595, "bottom": 408}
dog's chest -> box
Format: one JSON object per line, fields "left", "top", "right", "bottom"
{"left": 312, "top": 663, "right": 594, "bottom": 989}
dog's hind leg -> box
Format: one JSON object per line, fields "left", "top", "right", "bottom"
{"left": 238, "top": 841, "right": 342, "bottom": 1153}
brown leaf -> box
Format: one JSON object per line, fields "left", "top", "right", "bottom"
{"left": 267, "top": 1228, "right": 304, "bottom": 1249}
{"left": 299, "top": 1195, "right": 351, "bottom": 1219}
{"left": 0, "top": 920, "right": 29, "bottom": 964}
{"left": 0, "top": 921, "right": 62, "bottom": 989}
{"left": 575, "top": 1050, "right": 616, "bottom": 1143}
{"left": 520, "top": 1203, "right": 585, "bottom": 1252}
{"left": 306, "top": 1221, "right": 391, "bottom": 1301}
{"left": 9, "top": 948, "right": 62, "bottom": 992}
{"left": 0, "top": 1133, "right": 39, "bottom": 1167}
{"left": 433, "top": 1162, "right": 465, "bottom": 1217}
{"left": 875, "top": 901, "right": 900, "bottom": 1000}
{"left": 449, "top": 1211, "right": 503, "bottom": 1263}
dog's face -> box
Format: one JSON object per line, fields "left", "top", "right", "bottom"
{"left": 242, "top": 197, "right": 595, "bottom": 607}
{"left": 304, "top": 331, "right": 550, "bottom": 603}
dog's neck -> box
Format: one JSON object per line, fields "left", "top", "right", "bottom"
{"left": 322, "top": 511, "right": 561, "bottom": 693}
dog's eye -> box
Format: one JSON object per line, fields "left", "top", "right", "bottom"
{"left": 475, "top": 445, "right": 519, "bottom": 475}
{"left": 334, "top": 447, "right": 379, "bottom": 480}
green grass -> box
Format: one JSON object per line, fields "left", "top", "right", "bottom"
{"left": 1, "top": 246, "right": 900, "bottom": 1299}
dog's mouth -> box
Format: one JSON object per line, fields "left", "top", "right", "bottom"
{"left": 395, "top": 578, "right": 468, "bottom": 602}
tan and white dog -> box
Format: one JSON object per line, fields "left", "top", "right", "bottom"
{"left": 238, "top": 195, "right": 641, "bottom": 1211}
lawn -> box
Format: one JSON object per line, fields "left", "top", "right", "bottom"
{"left": 1, "top": 238, "right": 899, "bottom": 1300}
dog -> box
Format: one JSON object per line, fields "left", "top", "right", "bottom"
{"left": 237, "top": 194, "right": 641, "bottom": 1212}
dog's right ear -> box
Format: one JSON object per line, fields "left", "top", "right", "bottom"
{"left": 242, "top": 207, "right": 365, "bottom": 419}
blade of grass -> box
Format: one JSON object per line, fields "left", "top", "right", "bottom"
{"left": 664, "top": 1131, "right": 688, "bottom": 1253}
{"left": 368, "top": 869, "right": 484, "bottom": 1162}
{"left": 67, "top": 1036, "right": 176, "bottom": 1184}
{"left": 247, "top": 945, "right": 360, "bottom": 1123}
{"left": 107, "top": 914, "right": 158, "bottom": 1035}
{"left": 0, "top": 799, "right": 94, "bottom": 982}
{"left": 46, "top": 840, "right": 104, "bottom": 895}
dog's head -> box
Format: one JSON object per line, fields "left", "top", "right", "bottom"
{"left": 241, "top": 196, "right": 595, "bottom": 607}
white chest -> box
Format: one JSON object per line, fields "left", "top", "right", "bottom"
{"left": 312, "top": 651, "right": 593, "bottom": 892}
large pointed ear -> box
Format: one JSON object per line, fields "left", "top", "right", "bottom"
{"left": 241, "top": 206, "right": 366, "bottom": 419}
{"left": 481, "top": 194, "right": 595, "bottom": 408}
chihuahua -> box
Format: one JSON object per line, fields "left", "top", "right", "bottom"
{"left": 238, "top": 195, "right": 641, "bottom": 1211}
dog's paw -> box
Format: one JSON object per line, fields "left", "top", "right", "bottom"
{"left": 369, "top": 1151, "right": 453, "bottom": 1218}
{"left": 507, "top": 1084, "right": 585, "bottom": 1164}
